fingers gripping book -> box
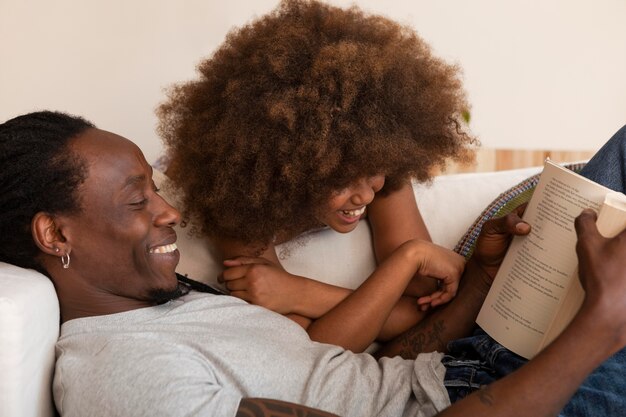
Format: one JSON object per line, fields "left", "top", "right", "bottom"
{"left": 476, "top": 160, "right": 626, "bottom": 359}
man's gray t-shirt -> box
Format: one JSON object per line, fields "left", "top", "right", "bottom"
{"left": 54, "top": 291, "right": 450, "bottom": 416}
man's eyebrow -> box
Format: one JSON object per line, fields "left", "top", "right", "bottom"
{"left": 123, "top": 174, "right": 147, "bottom": 190}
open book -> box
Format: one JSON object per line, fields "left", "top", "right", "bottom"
{"left": 476, "top": 160, "right": 626, "bottom": 359}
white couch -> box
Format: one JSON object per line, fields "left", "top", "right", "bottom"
{"left": 0, "top": 166, "right": 544, "bottom": 417}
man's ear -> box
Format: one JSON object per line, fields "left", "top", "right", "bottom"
{"left": 31, "top": 212, "right": 69, "bottom": 256}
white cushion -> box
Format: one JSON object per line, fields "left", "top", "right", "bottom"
{"left": 415, "top": 167, "right": 543, "bottom": 250}
{"left": 0, "top": 262, "right": 59, "bottom": 417}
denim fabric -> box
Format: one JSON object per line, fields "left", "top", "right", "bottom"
{"left": 443, "top": 329, "right": 626, "bottom": 416}
{"left": 442, "top": 328, "right": 526, "bottom": 403}
{"left": 444, "top": 125, "right": 626, "bottom": 415}
{"left": 579, "top": 125, "right": 626, "bottom": 192}
{"left": 559, "top": 348, "right": 626, "bottom": 416}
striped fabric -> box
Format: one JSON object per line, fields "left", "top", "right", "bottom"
{"left": 454, "top": 162, "right": 587, "bottom": 259}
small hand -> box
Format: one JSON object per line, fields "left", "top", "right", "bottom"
{"left": 411, "top": 242, "right": 466, "bottom": 310}
{"left": 219, "top": 256, "right": 301, "bottom": 314}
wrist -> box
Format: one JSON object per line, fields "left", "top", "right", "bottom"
{"left": 401, "top": 239, "right": 427, "bottom": 264}
{"left": 577, "top": 298, "right": 626, "bottom": 356}
{"left": 287, "top": 274, "right": 309, "bottom": 315}
{"left": 462, "top": 258, "right": 494, "bottom": 298}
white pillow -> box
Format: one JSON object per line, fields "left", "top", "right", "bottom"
{"left": 0, "top": 262, "right": 59, "bottom": 417}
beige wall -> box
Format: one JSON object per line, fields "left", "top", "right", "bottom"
{"left": 1, "top": 0, "right": 625, "bottom": 164}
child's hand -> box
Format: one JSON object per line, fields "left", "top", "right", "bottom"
{"left": 219, "top": 257, "right": 303, "bottom": 314}
{"left": 410, "top": 243, "right": 466, "bottom": 310}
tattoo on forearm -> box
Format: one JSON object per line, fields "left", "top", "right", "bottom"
{"left": 397, "top": 319, "right": 446, "bottom": 358}
{"left": 477, "top": 385, "right": 494, "bottom": 407}
{"left": 237, "top": 398, "right": 339, "bottom": 417}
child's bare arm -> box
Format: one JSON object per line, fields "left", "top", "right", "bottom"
{"left": 304, "top": 239, "right": 463, "bottom": 352}
{"left": 367, "top": 183, "right": 441, "bottom": 298}
{"left": 217, "top": 237, "right": 463, "bottom": 351}
{"left": 217, "top": 239, "right": 355, "bottom": 317}
{"left": 367, "top": 183, "right": 431, "bottom": 261}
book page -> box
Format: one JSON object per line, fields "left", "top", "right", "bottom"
{"left": 541, "top": 191, "right": 626, "bottom": 349}
{"left": 477, "top": 160, "right": 610, "bottom": 359}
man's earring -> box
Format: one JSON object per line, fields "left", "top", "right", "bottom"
{"left": 61, "top": 252, "right": 71, "bottom": 269}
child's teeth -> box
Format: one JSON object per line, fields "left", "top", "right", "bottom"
{"left": 342, "top": 207, "right": 365, "bottom": 217}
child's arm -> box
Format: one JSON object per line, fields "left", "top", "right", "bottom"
{"left": 368, "top": 182, "right": 460, "bottom": 307}
{"left": 220, "top": 248, "right": 430, "bottom": 339}
{"left": 367, "top": 182, "right": 432, "bottom": 261}
{"left": 221, "top": 239, "right": 464, "bottom": 352}
{"left": 217, "top": 238, "right": 354, "bottom": 318}
{"left": 218, "top": 239, "right": 426, "bottom": 326}
{"left": 304, "top": 239, "right": 464, "bottom": 352}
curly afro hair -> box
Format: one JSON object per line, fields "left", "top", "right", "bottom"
{"left": 0, "top": 111, "right": 91, "bottom": 272}
{"left": 159, "top": 0, "right": 476, "bottom": 246}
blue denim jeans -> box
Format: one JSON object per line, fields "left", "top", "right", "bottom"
{"left": 579, "top": 125, "right": 626, "bottom": 193}
{"left": 443, "top": 125, "right": 626, "bottom": 416}
{"left": 443, "top": 329, "right": 626, "bottom": 416}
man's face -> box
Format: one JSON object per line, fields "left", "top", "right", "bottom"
{"left": 60, "top": 128, "right": 182, "bottom": 302}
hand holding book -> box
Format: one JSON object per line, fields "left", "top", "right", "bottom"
{"left": 477, "top": 160, "right": 626, "bottom": 359}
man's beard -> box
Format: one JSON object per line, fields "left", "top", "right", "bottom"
{"left": 149, "top": 282, "right": 190, "bottom": 304}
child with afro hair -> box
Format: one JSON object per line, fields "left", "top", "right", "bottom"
{"left": 159, "top": 0, "right": 476, "bottom": 353}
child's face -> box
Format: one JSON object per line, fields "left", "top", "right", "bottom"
{"left": 317, "top": 175, "right": 385, "bottom": 233}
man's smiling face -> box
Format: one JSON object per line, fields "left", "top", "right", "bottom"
{"left": 60, "top": 128, "right": 183, "bottom": 303}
